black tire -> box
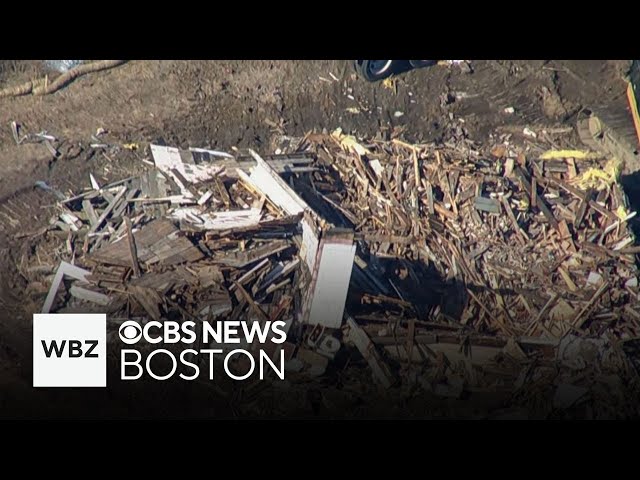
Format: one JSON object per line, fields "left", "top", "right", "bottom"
{"left": 354, "top": 60, "right": 395, "bottom": 82}
{"left": 409, "top": 60, "right": 437, "bottom": 69}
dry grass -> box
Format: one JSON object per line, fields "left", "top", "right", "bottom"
{"left": 0, "top": 60, "right": 48, "bottom": 87}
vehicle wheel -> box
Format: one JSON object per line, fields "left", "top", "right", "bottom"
{"left": 354, "top": 60, "right": 395, "bottom": 82}
{"left": 409, "top": 60, "right": 437, "bottom": 68}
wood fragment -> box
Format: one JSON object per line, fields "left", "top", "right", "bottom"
{"left": 42, "top": 262, "right": 92, "bottom": 313}
{"left": 124, "top": 217, "right": 141, "bottom": 278}
{"left": 233, "top": 282, "right": 269, "bottom": 323}
{"left": 474, "top": 196, "right": 501, "bottom": 214}
{"left": 500, "top": 196, "right": 528, "bottom": 244}
{"left": 425, "top": 181, "right": 435, "bottom": 215}
{"left": 214, "top": 177, "right": 232, "bottom": 207}
{"left": 467, "top": 288, "right": 514, "bottom": 336}
{"left": 572, "top": 281, "right": 610, "bottom": 329}
{"left": 558, "top": 267, "right": 578, "bottom": 292}
{"left": 82, "top": 200, "right": 99, "bottom": 228}
{"left": 89, "top": 186, "right": 127, "bottom": 234}
{"left": 128, "top": 285, "right": 163, "bottom": 321}
{"left": 531, "top": 177, "right": 537, "bottom": 208}
{"left": 346, "top": 315, "right": 394, "bottom": 389}
{"left": 69, "top": 285, "right": 111, "bottom": 306}
{"left": 515, "top": 166, "right": 559, "bottom": 231}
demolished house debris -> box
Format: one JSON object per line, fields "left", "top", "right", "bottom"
{"left": 32, "top": 129, "right": 640, "bottom": 417}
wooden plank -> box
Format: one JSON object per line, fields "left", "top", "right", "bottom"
{"left": 255, "top": 258, "right": 300, "bottom": 294}
{"left": 566, "top": 158, "right": 577, "bottom": 179}
{"left": 434, "top": 202, "right": 457, "bottom": 220}
{"left": 500, "top": 196, "right": 528, "bottom": 244}
{"left": 69, "top": 285, "right": 111, "bottom": 306}
{"left": 128, "top": 285, "right": 163, "bottom": 321}
{"left": 112, "top": 188, "right": 139, "bottom": 219}
{"left": 346, "top": 315, "right": 394, "bottom": 389}
{"left": 589, "top": 200, "right": 618, "bottom": 221}
{"left": 425, "top": 181, "right": 435, "bottom": 215}
{"left": 466, "top": 288, "right": 515, "bottom": 336}
{"left": 406, "top": 318, "right": 416, "bottom": 366}
{"left": 573, "top": 281, "right": 610, "bottom": 329}
{"left": 474, "top": 196, "right": 501, "bottom": 214}
{"left": 237, "top": 150, "right": 309, "bottom": 216}
{"left": 89, "top": 186, "right": 127, "bottom": 234}
{"left": 558, "top": 267, "right": 578, "bottom": 292}
{"left": 444, "top": 172, "right": 458, "bottom": 216}
{"left": 169, "top": 168, "right": 198, "bottom": 197}
{"left": 574, "top": 189, "right": 592, "bottom": 227}
{"left": 530, "top": 177, "right": 537, "bottom": 209}
{"left": 357, "top": 233, "right": 417, "bottom": 245}
{"left": 233, "top": 282, "right": 269, "bottom": 323}
{"left": 42, "top": 262, "right": 92, "bottom": 313}
{"left": 214, "top": 177, "right": 232, "bottom": 208}
{"left": 82, "top": 200, "right": 99, "bottom": 228}
{"left": 211, "top": 241, "right": 290, "bottom": 268}
{"left": 229, "top": 258, "right": 270, "bottom": 291}
{"left": 124, "top": 217, "right": 142, "bottom": 278}
{"left": 515, "top": 166, "right": 559, "bottom": 231}
{"left": 90, "top": 219, "right": 204, "bottom": 267}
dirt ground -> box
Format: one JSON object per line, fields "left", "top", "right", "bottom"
{"left": 0, "top": 59, "right": 636, "bottom": 418}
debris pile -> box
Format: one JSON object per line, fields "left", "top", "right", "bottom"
{"left": 39, "top": 143, "right": 360, "bottom": 381}
{"left": 304, "top": 134, "right": 639, "bottom": 340}
{"left": 27, "top": 129, "right": 640, "bottom": 417}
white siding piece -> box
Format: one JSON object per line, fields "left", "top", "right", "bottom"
{"left": 197, "top": 191, "right": 215, "bottom": 206}
{"left": 188, "top": 147, "right": 234, "bottom": 158}
{"left": 242, "top": 149, "right": 309, "bottom": 216}
{"left": 307, "top": 237, "right": 356, "bottom": 329}
{"left": 150, "top": 144, "right": 224, "bottom": 184}
{"left": 42, "top": 262, "right": 92, "bottom": 314}
{"left": 369, "top": 159, "right": 384, "bottom": 178}
{"left": 170, "top": 207, "right": 262, "bottom": 231}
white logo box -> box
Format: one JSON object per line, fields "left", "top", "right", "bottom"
{"left": 33, "top": 314, "right": 107, "bottom": 387}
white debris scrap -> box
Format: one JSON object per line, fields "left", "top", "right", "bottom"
{"left": 170, "top": 207, "right": 263, "bottom": 231}
{"left": 150, "top": 144, "right": 225, "bottom": 185}
{"left": 237, "top": 150, "right": 309, "bottom": 216}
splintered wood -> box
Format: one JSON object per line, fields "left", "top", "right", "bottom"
{"left": 39, "top": 145, "right": 357, "bottom": 383}
{"left": 33, "top": 133, "right": 640, "bottom": 398}
{"left": 89, "top": 219, "right": 204, "bottom": 267}
{"left": 300, "top": 134, "right": 638, "bottom": 343}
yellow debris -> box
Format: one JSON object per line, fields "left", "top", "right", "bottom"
{"left": 382, "top": 77, "right": 397, "bottom": 93}
{"left": 616, "top": 206, "right": 629, "bottom": 219}
{"left": 122, "top": 143, "right": 139, "bottom": 151}
{"left": 331, "top": 128, "right": 370, "bottom": 156}
{"left": 571, "top": 157, "right": 622, "bottom": 191}
{"left": 539, "top": 149, "right": 599, "bottom": 160}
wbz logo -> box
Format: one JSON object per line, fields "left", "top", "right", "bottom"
{"left": 33, "top": 314, "right": 106, "bottom": 387}
{"left": 41, "top": 339, "right": 99, "bottom": 358}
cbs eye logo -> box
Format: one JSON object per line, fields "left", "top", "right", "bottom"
{"left": 119, "top": 321, "right": 142, "bottom": 345}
